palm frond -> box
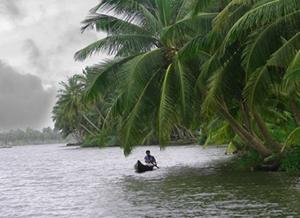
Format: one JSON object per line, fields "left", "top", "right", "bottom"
{"left": 284, "top": 50, "right": 300, "bottom": 94}
{"left": 282, "top": 127, "right": 300, "bottom": 152}
{"left": 195, "top": 53, "right": 221, "bottom": 92}
{"left": 74, "top": 34, "right": 158, "bottom": 60}
{"left": 268, "top": 32, "right": 300, "bottom": 68}
{"left": 158, "top": 64, "right": 179, "bottom": 145}
{"left": 175, "top": 57, "right": 195, "bottom": 126}
{"left": 175, "top": 0, "right": 194, "bottom": 20}
{"left": 286, "top": 50, "right": 300, "bottom": 80}
{"left": 161, "top": 12, "right": 216, "bottom": 46}
{"left": 121, "top": 49, "right": 164, "bottom": 108}
{"left": 178, "top": 33, "right": 214, "bottom": 61}
{"left": 192, "top": 0, "right": 214, "bottom": 15}
{"left": 91, "top": 0, "right": 155, "bottom": 18}
{"left": 88, "top": 0, "right": 160, "bottom": 34}
{"left": 84, "top": 56, "right": 137, "bottom": 100}
{"left": 121, "top": 69, "right": 160, "bottom": 155}
{"left": 81, "top": 13, "right": 151, "bottom": 35}
{"left": 202, "top": 54, "right": 244, "bottom": 115}
{"left": 223, "top": 0, "right": 300, "bottom": 49}
{"left": 213, "top": 0, "right": 253, "bottom": 34}
{"left": 117, "top": 49, "right": 164, "bottom": 154}
{"left": 155, "top": 0, "right": 172, "bottom": 26}
{"left": 243, "top": 66, "right": 273, "bottom": 109}
{"left": 242, "top": 10, "right": 300, "bottom": 73}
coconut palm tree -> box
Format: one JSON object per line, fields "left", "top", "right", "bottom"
{"left": 52, "top": 0, "right": 300, "bottom": 160}
{"left": 75, "top": 0, "right": 222, "bottom": 154}
{"left": 52, "top": 74, "right": 102, "bottom": 141}
{"left": 194, "top": 0, "right": 300, "bottom": 157}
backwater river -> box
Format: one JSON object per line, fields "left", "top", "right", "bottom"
{"left": 0, "top": 144, "right": 300, "bottom": 217}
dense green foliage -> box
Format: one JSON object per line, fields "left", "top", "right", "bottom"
{"left": 53, "top": 0, "right": 300, "bottom": 170}
{"left": 281, "top": 145, "right": 300, "bottom": 174}
{"left": 0, "top": 127, "right": 62, "bottom": 146}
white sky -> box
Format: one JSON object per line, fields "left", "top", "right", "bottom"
{"left": 0, "top": 0, "right": 107, "bottom": 130}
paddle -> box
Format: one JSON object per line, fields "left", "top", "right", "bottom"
{"left": 151, "top": 162, "right": 159, "bottom": 169}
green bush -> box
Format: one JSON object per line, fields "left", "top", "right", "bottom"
{"left": 280, "top": 145, "right": 300, "bottom": 174}
{"left": 198, "top": 133, "right": 207, "bottom": 145}
{"left": 230, "top": 149, "right": 263, "bottom": 171}
{"left": 82, "top": 136, "right": 101, "bottom": 147}
{"left": 82, "top": 129, "right": 120, "bottom": 147}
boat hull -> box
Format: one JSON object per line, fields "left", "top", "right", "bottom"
{"left": 134, "top": 160, "right": 153, "bottom": 173}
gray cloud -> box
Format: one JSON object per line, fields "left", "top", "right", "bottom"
{"left": 0, "top": 0, "right": 106, "bottom": 129}
{"left": 52, "top": 26, "right": 99, "bottom": 54}
{"left": 23, "top": 39, "right": 49, "bottom": 74}
{"left": 23, "top": 39, "right": 41, "bottom": 59}
{"left": 0, "top": 0, "right": 23, "bottom": 19}
{"left": 0, "top": 61, "right": 56, "bottom": 130}
{"left": 0, "top": 0, "right": 103, "bottom": 79}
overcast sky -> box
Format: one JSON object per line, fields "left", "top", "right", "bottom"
{"left": 0, "top": 0, "right": 105, "bottom": 131}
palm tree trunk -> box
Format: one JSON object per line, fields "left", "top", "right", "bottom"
{"left": 252, "top": 111, "right": 283, "bottom": 151}
{"left": 218, "top": 101, "right": 272, "bottom": 157}
{"left": 94, "top": 105, "right": 105, "bottom": 121}
{"left": 82, "top": 114, "right": 101, "bottom": 132}
{"left": 290, "top": 98, "right": 300, "bottom": 126}
{"left": 240, "top": 102, "right": 253, "bottom": 134}
{"left": 80, "top": 123, "right": 96, "bottom": 136}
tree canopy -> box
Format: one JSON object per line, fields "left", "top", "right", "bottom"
{"left": 53, "top": 0, "right": 300, "bottom": 166}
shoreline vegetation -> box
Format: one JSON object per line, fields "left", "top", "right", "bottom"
{"left": 53, "top": 0, "right": 300, "bottom": 173}
{"left": 69, "top": 139, "right": 198, "bottom": 147}
{"left": 0, "top": 127, "right": 64, "bottom": 147}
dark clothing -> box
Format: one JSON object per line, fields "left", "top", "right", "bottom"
{"left": 144, "top": 155, "right": 156, "bottom": 164}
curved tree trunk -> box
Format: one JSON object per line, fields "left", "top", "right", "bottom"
{"left": 240, "top": 101, "right": 253, "bottom": 134}
{"left": 95, "top": 105, "right": 105, "bottom": 121}
{"left": 252, "top": 111, "right": 283, "bottom": 151}
{"left": 82, "top": 114, "right": 100, "bottom": 132}
{"left": 218, "top": 101, "right": 272, "bottom": 157}
{"left": 80, "top": 123, "right": 96, "bottom": 136}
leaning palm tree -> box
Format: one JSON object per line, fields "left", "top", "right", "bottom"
{"left": 75, "top": 0, "right": 221, "bottom": 154}
{"left": 194, "top": 0, "right": 300, "bottom": 157}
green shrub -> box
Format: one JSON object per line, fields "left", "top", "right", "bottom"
{"left": 82, "top": 129, "right": 120, "bottom": 147}
{"left": 198, "top": 133, "right": 207, "bottom": 145}
{"left": 82, "top": 136, "right": 101, "bottom": 147}
{"left": 230, "top": 149, "right": 263, "bottom": 171}
{"left": 280, "top": 145, "right": 300, "bottom": 174}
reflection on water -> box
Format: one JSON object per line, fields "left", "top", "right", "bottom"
{"left": 0, "top": 144, "right": 299, "bottom": 217}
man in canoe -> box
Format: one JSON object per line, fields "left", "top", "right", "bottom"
{"left": 144, "top": 150, "right": 157, "bottom": 165}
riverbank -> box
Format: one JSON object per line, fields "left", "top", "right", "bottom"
{"left": 224, "top": 146, "right": 300, "bottom": 174}
{"left": 73, "top": 138, "right": 199, "bottom": 148}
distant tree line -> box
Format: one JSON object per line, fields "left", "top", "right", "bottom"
{"left": 0, "top": 127, "right": 63, "bottom": 146}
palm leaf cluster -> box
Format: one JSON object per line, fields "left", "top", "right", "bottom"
{"left": 52, "top": 73, "right": 109, "bottom": 143}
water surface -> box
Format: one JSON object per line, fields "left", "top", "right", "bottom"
{"left": 0, "top": 144, "right": 299, "bottom": 217}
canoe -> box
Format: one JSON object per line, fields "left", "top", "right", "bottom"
{"left": 134, "top": 160, "right": 154, "bottom": 173}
